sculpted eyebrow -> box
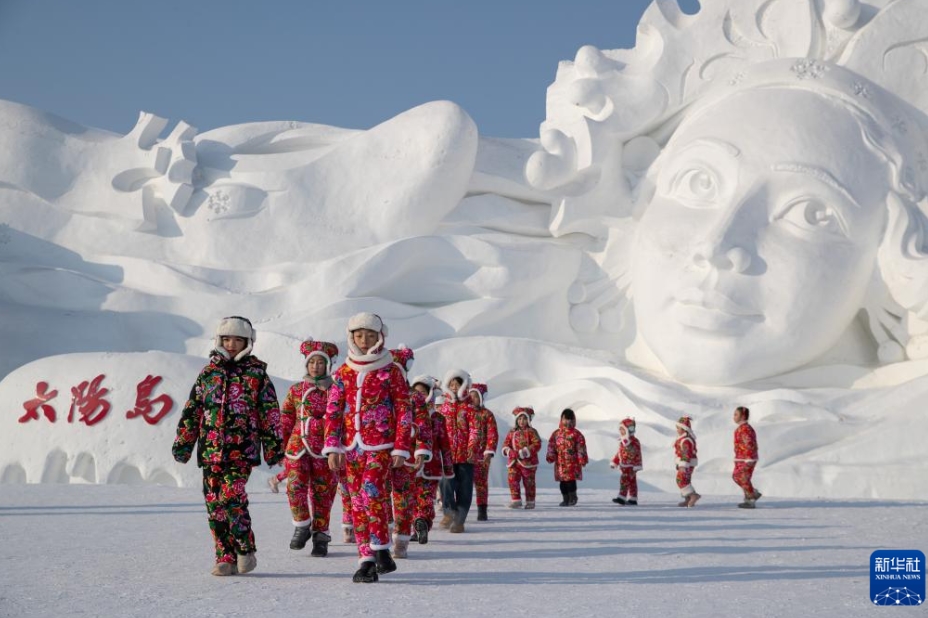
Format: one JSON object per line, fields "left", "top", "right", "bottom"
{"left": 772, "top": 163, "right": 859, "bottom": 208}
{"left": 675, "top": 138, "right": 741, "bottom": 158}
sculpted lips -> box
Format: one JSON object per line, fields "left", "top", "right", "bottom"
{"left": 672, "top": 287, "right": 764, "bottom": 332}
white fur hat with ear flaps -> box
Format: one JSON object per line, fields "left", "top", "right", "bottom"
{"left": 215, "top": 316, "right": 255, "bottom": 361}
{"left": 441, "top": 368, "right": 472, "bottom": 401}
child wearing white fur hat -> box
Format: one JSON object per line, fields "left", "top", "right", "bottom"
{"left": 323, "top": 312, "right": 413, "bottom": 583}
{"left": 438, "top": 368, "right": 480, "bottom": 532}
{"left": 409, "top": 375, "right": 453, "bottom": 544}
{"left": 674, "top": 416, "right": 700, "bottom": 507}
{"left": 172, "top": 316, "right": 284, "bottom": 576}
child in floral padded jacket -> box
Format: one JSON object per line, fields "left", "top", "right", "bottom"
{"left": 610, "top": 418, "right": 642, "bottom": 505}
{"left": 172, "top": 316, "right": 284, "bottom": 577}
{"left": 278, "top": 338, "right": 340, "bottom": 557}
{"left": 546, "top": 408, "right": 588, "bottom": 506}
{"left": 502, "top": 406, "right": 542, "bottom": 509}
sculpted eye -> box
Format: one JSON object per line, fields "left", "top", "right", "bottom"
{"left": 777, "top": 198, "right": 848, "bottom": 238}
{"left": 670, "top": 167, "right": 720, "bottom": 205}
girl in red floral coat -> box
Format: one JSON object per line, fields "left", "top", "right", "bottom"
{"left": 172, "top": 316, "right": 284, "bottom": 576}
{"left": 502, "top": 406, "right": 542, "bottom": 509}
{"left": 546, "top": 408, "right": 588, "bottom": 506}
{"left": 323, "top": 312, "right": 414, "bottom": 584}
{"left": 279, "top": 339, "right": 340, "bottom": 557}
{"left": 469, "top": 383, "right": 498, "bottom": 521}
{"left": 610, "top": 418, "right": 642, "bottom": 505}
{"left": 438, "top": 368, "right": 480, "bottom": 532}
{"left": 674, "top": 416, "right": 700, "bottom": 507}
{"left": 410, "top": 375, "right": 453, "bottom": 544}
{"left": 732, "top": 406, "right": 761, "bottom": 509}
{"left": 388, "top": 347, "right": 432, "bottom": 559}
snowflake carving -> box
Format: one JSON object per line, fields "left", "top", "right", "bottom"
{"left": 790, "top": 59, "right": 829, "bottom": 80}
{"left": 852, "top": 81, "right": 871, "bottom": 98}
{"left": 728, "top": 71, "right": 745, "bottom": 86}
{"left": 207, "top": 190, "right": 231, "bottom": 214}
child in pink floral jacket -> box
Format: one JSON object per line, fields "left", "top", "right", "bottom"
{"left": 172, "top": 316, "right": 284, "bottom": 577}
{"left": 323, "top": 312, "right": 413, "bottom": 584}
{"left": 610, "top": 418, "right": 642, "bottom": 505}
{"left": 279, "top": 339, "right": 340, "bottom": 557}
{"left": 410, "top": 375, "right": 453, "bottom": 544}
{"left": 502, "top": 406, "right": 542, "bottom": 509}
{"left": 732, "top": 406, "right": 761, "bottom": 509}
{"left": 546, "top": 408, "right": 588, "bottom": 506}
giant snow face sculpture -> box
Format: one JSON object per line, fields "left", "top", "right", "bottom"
{"left": 628, "top": 62, "right": 928, "bottom": 385}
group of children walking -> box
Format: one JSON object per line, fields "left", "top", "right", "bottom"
{"left": 172, "top": 313, "right": 761, "bottom": 582}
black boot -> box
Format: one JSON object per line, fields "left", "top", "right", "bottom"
{"left": 477, "top": 505, "right": 488, "bottom": 521}
{"left": 414, "top": 517, "right": 429, "bottom": 545}
{"left": 374, "top": 549, "right": 396, "bottom": 574}
{"left": 627, "top": 498, "right": 638, "bottom": 506}
{"left": 612, "top": 496, "right": 626, "bottom": 505}
{"left": 559, "top": 493, "right": 569, "bottom": 507}
{"left": 310, "top": 531, "right": 330, "bottom": 557}
{"left": 352, "top": 561, "right": 379, "bottom": 583}
{"left": 290, "top": 526, "right": 312, "bottom": 550}
{"left": 568, "top": 491, "right": 578, "bottom": 506}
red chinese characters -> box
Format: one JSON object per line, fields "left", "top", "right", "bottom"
{"left": 68, "top": 375, "right": 111, "bottom": 426}
{"left": 18, "top": 381, "right": 59, "bottom": 423}
{"left": 18, "top": 374, "right": 174, "bottom": 427}
{"left": 125, "top": 375, "right": 174, "bottom": 425}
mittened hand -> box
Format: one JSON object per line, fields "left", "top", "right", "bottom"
{"left": 519, "top": 447, "right": 530, "bottom": 459}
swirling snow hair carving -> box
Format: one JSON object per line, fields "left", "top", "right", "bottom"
{"left": 531, "top": 0, "right": 928, "bottom": 363}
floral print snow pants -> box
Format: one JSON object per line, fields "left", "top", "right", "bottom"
{"left": 507, "top": 465, "right": 536, "bottom": 503}
{"left": 676, "top": 466, "right": 696, "bottom": 496}
{"left": 345, "top": 447, "right": 393, "bottom": 562}
{"left": 412, "top": 477, "right": 439, "bottom": 527}
{"left": 474, "top": 459, "right": 490, "bottom": 507}
{"left": 618, "top": 468, "right": 638, "bottom": 499}
{"left": 286, "top": 455, "right": 338, "bottom": 532}
{"left": 391, "top": 466, "right": 415, "bottom": 538}
{"left": 202, "top": 463, "right": 254, "bottom": 564}
{"left": 337, "top": 471, "right": 352, "bottom": 531}
{"left": 732, "top": 461, "right": 757, "bottom": 496}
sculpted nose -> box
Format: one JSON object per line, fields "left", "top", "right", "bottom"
{"left": 692, "top": 243, "right": 751, "bottom": 274}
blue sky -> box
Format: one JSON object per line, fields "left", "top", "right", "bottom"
{"left": 0, "top": 1, "right": 698, "bottom": 138}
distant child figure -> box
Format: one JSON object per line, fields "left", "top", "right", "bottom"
{"left": 410, "top": 375, "right": 454, "bottom": 544}
{"left": 546, "top": 408, "right": 588, "bottom": 506}
{"left": 323, "top": 312, "right": 413, "bottom": 583}
{"left": 172, "top": 316, "right": 284, "bottom": 576}
{"left": 732, "top": 406, "right": 762, "bottom": 509}
{"left": 279, "top": 339, "right": 340, "bottom": 556}
{"left": 502, "top": 407, "right": 542, "bottom": 509}
{"left": 469, "top": 383, "right": 499, "bottom": 521}
{"left": 610, "top": 418, "right": 642, "bottom": 505}
{"left": 674, "top": 416, "right": 700, "bottom": 507}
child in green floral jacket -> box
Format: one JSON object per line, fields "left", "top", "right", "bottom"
{"left": 172, "top": 316, "right": 284, "bottom": 576}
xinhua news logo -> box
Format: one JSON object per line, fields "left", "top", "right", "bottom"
{"left": 871, "top": 550, "right": 925, "bottom": 606}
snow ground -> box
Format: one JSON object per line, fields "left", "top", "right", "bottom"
{"left": 2, "top": 483, "right": 923, "bottom": 618}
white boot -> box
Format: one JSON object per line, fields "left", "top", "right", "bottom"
{"left": 392, "top": 534, "right": 409, "bottom": 559}
{"left": 236, "top": 552, "right": 257, "bottom": 574}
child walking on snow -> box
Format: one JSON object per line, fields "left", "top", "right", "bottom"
{"left": 674, "top": 416, "right": 700, "bottom": 507}
{"left": 323, "top": 312, "right": 413, "bottom": 583}
{"left": 410, "top": 375, "right": 454, "bottom": 544}
{"left": 546, "top": 408, "right": 588, "bottom": 506}
{"left": 469, "top": 383, "right": 498, "bottom": 521}
{"left": 732, "top": 406, "right": 762, "bottom": 509}
{"left": 502, "top": 406, "right": 542, "bottom": 509}
{"left": 610, "top": 418, "right": 642, "bottom": 505}
{"left": 279, "top": 339, "right": 340, "bottom": 556}
{"left": 172, "top": 316, "right": 284, "bottom": 576}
